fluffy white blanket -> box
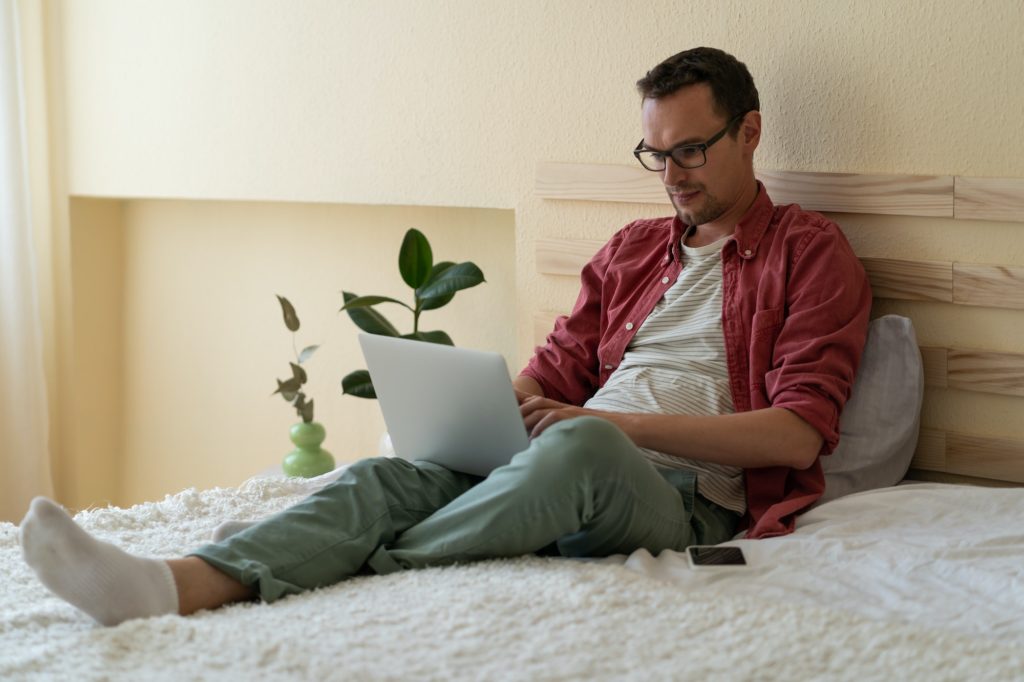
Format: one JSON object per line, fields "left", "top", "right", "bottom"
{"left": 2, "top": 475, "right": 1021, "bottom": 681}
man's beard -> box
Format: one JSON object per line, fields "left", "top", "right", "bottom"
{"left": 669, "top": 186, "right": 728, "bottom": 227}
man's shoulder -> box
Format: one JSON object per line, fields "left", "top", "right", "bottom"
{"left": 768, "top": 202, "right": 860, "bottom": 264}
{"left": 610, "top": 215, "right": 677, "bottom": 245}
{"left": 771, "top": 202, "right": 842, "bottom": 237}
{"left": 618, "top": 215, "right": 676, "bottom": 234}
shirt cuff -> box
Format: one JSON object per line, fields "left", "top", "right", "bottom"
{"left": 773, "top": 386, "right": 841, "bottom": 454}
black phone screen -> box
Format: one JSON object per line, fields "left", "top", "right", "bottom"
{"left": 688, "top": 546, "right": 747, "bottom": 566}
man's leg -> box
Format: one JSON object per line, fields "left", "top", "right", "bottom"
{"left": 187, "top": 456, "right": 480, "bottom": 603}
{"left": 19, "top": 456, "right": 479, "bottom": 624}
{"left": 167, "top": 556, "right": 255, "bottom": 615}
{"left": 366, "top": 415, "right": 719, "bottom": 574}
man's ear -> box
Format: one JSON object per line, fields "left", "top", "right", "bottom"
{"left": 741, "top": 110, "right": 762, "bottom": 152}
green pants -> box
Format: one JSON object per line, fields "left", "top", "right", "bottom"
{"left": 191, "top": 416, "right": 740, "bottom": 602}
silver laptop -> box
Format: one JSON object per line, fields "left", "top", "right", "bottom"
{"left": 358, "top": 333, "right": 530, "bottom": 476}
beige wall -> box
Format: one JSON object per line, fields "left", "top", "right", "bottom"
{"left": 59, "top": 0, "right": 1024, "bottom": 204}
{"left": 45, "top": 0, "right": 1024, "bottom": 507}
{"left": 66, "top": 198, "right": 124, "bottom": 507}
{"left": 67, "top": 200, "right": 514, "bottom": 507}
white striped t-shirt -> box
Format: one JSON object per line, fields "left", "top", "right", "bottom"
{"left": 583, "top": 231, "right": 746, "bottom": 513}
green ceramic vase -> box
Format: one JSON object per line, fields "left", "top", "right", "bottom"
{"left": 282, "top": 421, "right": 335, "bottom": 478}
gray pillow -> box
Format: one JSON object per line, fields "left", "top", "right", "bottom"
{"left": 819, "top": 315, "right": 924, "bottom": 503}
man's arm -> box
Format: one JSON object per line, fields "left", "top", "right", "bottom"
{"left": 519, "top": 227, "right": 629, "bottom": 405}
{"left": 512, "top": 375, "right": 545, "bottom": 399}
{"left": 613, "top": 408, "right": 822, "bottom": 470}
{"left": 519, "top": 397, "right": 822, "bottom": 470}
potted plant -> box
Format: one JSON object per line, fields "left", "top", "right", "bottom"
{"left": 273, "top": 295, "right": 335, "bottom": 477}
{"left": 339, "top": 227, "right": 485, "bottom": 399}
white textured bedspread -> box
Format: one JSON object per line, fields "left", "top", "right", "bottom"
{"left": 1, "top": 474, "right": 1022, "bottom": 681}
{"left": 618, "top": 482, "right": 1024, "bottom": 643}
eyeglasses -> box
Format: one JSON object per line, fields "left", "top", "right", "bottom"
{"left": 633, "top": 112, "right": 747, "bottom": 172}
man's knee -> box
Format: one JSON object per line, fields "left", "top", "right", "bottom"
{"left": 335, "top": 456, "right": 415, "bottom": 490}
{"left": 524, "top": 416, "right": 635, "bottom": 477}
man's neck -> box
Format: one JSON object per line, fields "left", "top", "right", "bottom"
{"left": 683, "top": 179, "right": 760, "bottom": 248}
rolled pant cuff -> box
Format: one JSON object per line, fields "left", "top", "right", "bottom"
{"left": 188, "top": 546, "right": 292, "bottom": 603}
{"left": 366, "top": 545, "right": 403, "bottom": 575}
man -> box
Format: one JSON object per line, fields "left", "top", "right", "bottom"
{"left": 19, "top": 47, "right": 869, "bottom": 626}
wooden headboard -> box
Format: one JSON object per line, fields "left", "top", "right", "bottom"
{"left": 532, "top": 162, "right": 1024, "bottom": 487}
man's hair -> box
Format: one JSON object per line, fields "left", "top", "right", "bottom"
{"left": 636, "top": 47, "right": 759, "bottom": 134}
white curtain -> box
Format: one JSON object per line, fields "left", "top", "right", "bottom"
{"left": 0, "top": 0, "right": 53, "bottom": 522}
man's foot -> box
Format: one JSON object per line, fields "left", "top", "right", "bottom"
{"left": 211, "top": 520, "right": 258, "bottom": 542}
{"left": 19, "top": 497, "right": 179, "bottom": 626}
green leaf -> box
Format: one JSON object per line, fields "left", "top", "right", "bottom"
{"left": 341, "top": 369, "right": 377, "bottom": 399}
{"left": 341, "top": 292, "right": 399, "bottom": 336}
{"left": 276, "top": 295, "right": 300, "bottom": 332}
{"left": 274, "top": 377, "right": 302, "bottom": 396}
{"left": 402, "top": 330, "right": 454, "bottom": 346}
{"left": 290, "top": 362, "right": 307, "bottom": 385}
{"left": 416, "top": 262, "right": 485, "bottom": 300}
{"left": 299, "top": 398, "right": 314, "bottom": 423}
{"left": 398, "top": 228, "right": 433, "bottom": 289}
{"left": 298, "top": 345, "right": 319, "bottom": 364}
{"left": 416, "top": 261, "right": 456, "bottom": 311}
{"left": 274, "top": 378, "right": 302, "bottom": 402}
{"left": 339, "top": 295, "right": 414, "bottom": 313}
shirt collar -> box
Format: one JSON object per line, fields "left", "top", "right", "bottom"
{"left": 666, "top": 181, "right": 774, "bottom": 262}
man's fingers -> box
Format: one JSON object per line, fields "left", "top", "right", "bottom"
{"left": 520, "top": 397, "right": 581, "bottom": 436}
{"left": 519, "top": 395, "right": 558, "bottom": 418}
{"left": 522, "top": 406, "right": 548, "bottom": 433}
{"left": 531, "top": 410, "right": 562, "bottom": 438}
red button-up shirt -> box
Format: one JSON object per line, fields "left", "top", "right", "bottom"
{"left": 521, "top": 184, "right": 871, "bottom": 538}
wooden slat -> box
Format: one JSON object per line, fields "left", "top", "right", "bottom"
{"left": 860, "top": 257, "right": 953, "bottom": 303}
{"left": 953, "top": 263, "right": 1024, "bottom": 310}
{"left": 538, "top": 240, "right": 1024, "bottom": 311}
{"left": 533, "top": 325, "right": 1023, "bottom": 399}
{"left": 954, "top": 176, "right": 1024, "bottom": 222}
{"left": 888, "top": 429, "right": 1024, "bottom": 485}
{"left": 538, "top": 239, "right": 958, "bottom": 305}
{"left": 919, "top": 346, "right": 948, "bottom": 388}
{"left": 757, "top": 170, "right": 953, "bottom": 217}
{"left": 902, "top": 469, "right": 1022, "bottom": 488}
{"left": 535, "top": 162, "right": 667, "bottom": 204}
{"left": 536, "top": 162, "right": 955, "bottom": 217}
{"left": 533, "top": 311, "right": 558, "bottom": 347}
{"left": 539, "top": 314, "right": 1024, "bottom": 398}
{"left": 947, "top": 349, "right": 1024, "bottom": 398}
{"left": 946, "top": 432, "right": 1024, "bottom": 483}
{"left": 536, "top": 238, "right": 602, "bottom": 276}
{"left": 911, "top": 428, "right": 946, "bottom": 472}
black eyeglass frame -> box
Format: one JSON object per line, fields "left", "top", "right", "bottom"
{"left": 633, "top": 112, "right": 748, "bottom": 172}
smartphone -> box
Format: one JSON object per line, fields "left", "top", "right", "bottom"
{"left": 686, "top": 545, "right": 747, "bottom": 569}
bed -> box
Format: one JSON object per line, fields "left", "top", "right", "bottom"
{"left": 3, "top": 167, "right": 1024, "bottom": 680}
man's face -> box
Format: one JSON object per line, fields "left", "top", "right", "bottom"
{"left": 640, "top": 84, "right": 757, "bottom": 228}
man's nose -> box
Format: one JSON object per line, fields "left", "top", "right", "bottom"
{"left": 662, "top": 161, "right": 688, "bottom": 188}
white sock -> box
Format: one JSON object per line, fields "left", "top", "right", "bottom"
{"left": 211, "top": 519, "right": 258, "bottom": 542}
{"left": 19, "top": 497, "right": 179, "bottom": 626}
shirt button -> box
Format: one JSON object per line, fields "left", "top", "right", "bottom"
{"left": 661, "top": 276, "right": 670, "bottom": 284}
{"left": 604, "top": 364, "right": 613, "bottom": 370}
{"left": 625, "top": 322, "right": 634, "bottom": 331}
{"left": 744, "top": 249, "right": 753, "bottom": 257}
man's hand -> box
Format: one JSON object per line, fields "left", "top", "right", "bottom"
{"left": 516, "top": 391, "right": 602, "bottom": 438}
